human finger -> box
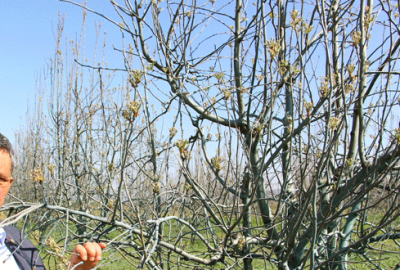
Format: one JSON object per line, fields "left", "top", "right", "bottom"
{"left": 73, "top": 244, "right": 89, "bottom": 261}
{"left": 83, "top": 242, "right": 101, "bottom": 262}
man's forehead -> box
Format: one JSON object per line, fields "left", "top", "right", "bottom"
{"left": 0, "top": 149, "right": 12, "bottom": 172}
{"left": 0, "top": 149, "right": 11, "bottom": 159}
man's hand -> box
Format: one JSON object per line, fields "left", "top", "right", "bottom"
{"left": 69, "top": 242, "right": 107, "bottom": 270}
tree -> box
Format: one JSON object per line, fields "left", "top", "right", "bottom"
{"left": 6, "top": 0, "right": 400, "bottom": 269}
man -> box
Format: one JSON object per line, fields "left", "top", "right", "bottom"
{"left": 0, "top": 133, "right": 105, "bottom": 270}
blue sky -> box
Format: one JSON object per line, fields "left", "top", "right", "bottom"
{"left": 0, "top": 0, "right": 118, "bottom": 144}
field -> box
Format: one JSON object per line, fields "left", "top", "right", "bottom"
{"left": 15, "top": 212, "right": 399, "bottom": 270}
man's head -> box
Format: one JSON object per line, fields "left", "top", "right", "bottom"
{"left": 0, "top": 133, "right": 15, "bottom": 208}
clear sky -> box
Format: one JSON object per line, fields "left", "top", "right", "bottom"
{"left": 0, "top": 0, "right": 118, "bottom": 145}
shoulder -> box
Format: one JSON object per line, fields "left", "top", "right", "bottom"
{"left": 3, "top": 224, "right": 23, "bottom": 241}
{"left": 3, "top": 224, "right": 46, "bottom": 270}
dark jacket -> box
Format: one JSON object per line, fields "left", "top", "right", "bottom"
{"left": 3, "top": 225, "right": 45, "bottom": 270}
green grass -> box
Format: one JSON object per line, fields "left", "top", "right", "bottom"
{"left": 7, "top": 211, "right": 400, "bottom": 270}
